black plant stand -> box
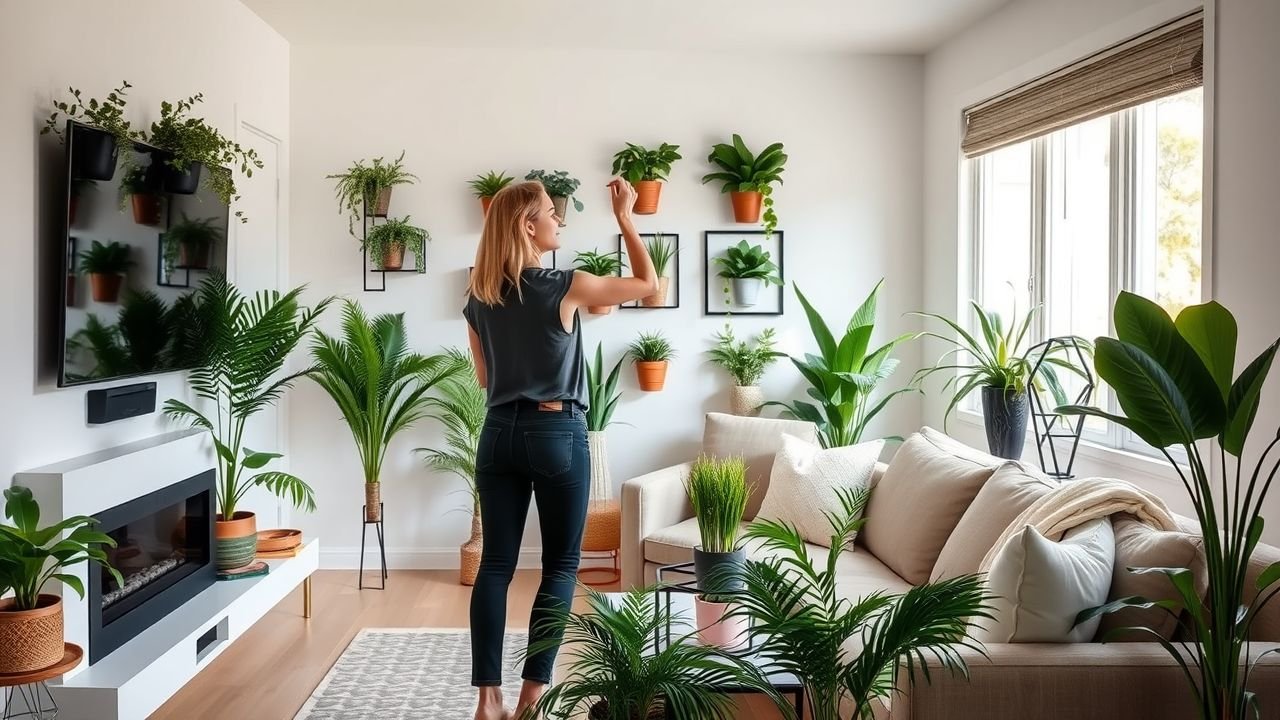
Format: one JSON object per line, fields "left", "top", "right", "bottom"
{"left": 359, "top": 503, "right": 388, "bottom": 590}
{"left": 1028, "top": 337, "right": 1096, "bottom": 479}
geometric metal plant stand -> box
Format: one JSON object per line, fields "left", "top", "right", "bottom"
{"left": 359, "top": 502, "right": 388, "bottom": 590}
{"left": 1028, "top": 336, "right": 1095, "bottom": 479}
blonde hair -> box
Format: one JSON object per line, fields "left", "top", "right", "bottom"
{"left": 467, "top": 181, "right": 547, "bottom": 306}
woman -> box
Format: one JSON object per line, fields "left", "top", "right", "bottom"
{"left": 464, "top": 178, "right": 657, "bottom": 720}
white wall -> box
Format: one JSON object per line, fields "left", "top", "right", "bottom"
{"left": 288, "top": 46, "right": 925, "bottom": 566}
{"left": 0, "top": 1, "right": 290, "bottom": 519}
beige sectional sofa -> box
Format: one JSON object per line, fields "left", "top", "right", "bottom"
{"left": 620, "top": 413, "right": 1280, "bottom": 719}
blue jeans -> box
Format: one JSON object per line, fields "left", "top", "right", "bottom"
{"left": 470, "top": 400, "right": 590, "bottom": 687}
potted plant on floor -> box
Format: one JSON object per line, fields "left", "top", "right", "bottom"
{"left": 164, "top": 273, "right": 332, "bottom": 570}
{"left": 573, "top": 250, "right": 627, "bottom": 314}
{"left": 640, "top": 232, "right": 675, "bottom": 307}
{"left": 701, "top": 135, "right": 786, "bottom": 236}
{"left": 525, "top": 169, "right": 584, "bottom": 226}
{"left": 713, "top": 240, "right": 782, "bottom": 308}
{"left": 417, "top": 348, "right": 487, "bottom": 585}
{"left": 120, "top": 165, "right": 161, "bottom": 225}
{"left": 167, "top": 213, "right": 224, "bottom": 271}
{"left": 0, "top": 487, "right": 123, "bottom": 674}
{"left": 467, "top": 170, "right": 514, "bottom": 216}
{"left": 687, "top": 455, "right": 751, "bottom": 649}
{"left": 43, "top": 81, "right": 134, "bottom": 181}
{"left": 611, "top": 142, "right": 681, "bottom": 215}
{"left": 79, "top": 240, "right": 133, "bottom": 303}
{"left": 308, "top": 300, "right": 462, "bottom": 526}
{"left": 582, "top": 344, "right": 626, "bottom": 561}
{"left": 364, "top": 215, "right": 430, "bottom": 273}
{"left": 707, "top": 325, "right": 783, "bottom": 417}
{"left": 327, "top": 151, "right": 419, "bottom": 235}
{"left": 627, "top": 331, "right": 675, "bottom": 392}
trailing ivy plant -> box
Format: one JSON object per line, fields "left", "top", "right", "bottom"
{"left": 701, "top": 134, "right": 787, "bottom": 237}
{"left": 42, "top": 81, "right": 135, "bottom": 158}
{"left": 467, "top": 170, "right": 514, "bottom": 198}
{"left": 525, "top": 169, "right": 584, "bottom": 212}
{"left": 610, "top": 142, "right": 682, "bottom": 183}
{"left": 327, "top": 152, "right": 419, "bottom": 237}
{"left": 364, "top": 215, "right": 430, "bottom": 273}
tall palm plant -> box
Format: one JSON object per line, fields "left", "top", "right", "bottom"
{"left": 307, "top": 300, "right": 462, "bottom": 522}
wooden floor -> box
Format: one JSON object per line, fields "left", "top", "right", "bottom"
{"left": 154, "top": 570, "right": 785, "bottom": 719}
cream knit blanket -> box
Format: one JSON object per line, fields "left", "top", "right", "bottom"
{"left": 978, "top": 476, "right": 1179, "bottom": 573}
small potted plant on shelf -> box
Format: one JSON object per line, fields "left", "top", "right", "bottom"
{"left": 167, "top": 213, "right": 224, "bottom": 270}
{"left": 713, "top": 240, "right": 782, "bottom": 307}
{"left": 640, "top": 232, "right": 675, "bottom": 307}
{"left": 327, "top": 151, "right": 419, "bottom": 236}
{"left": 42, "top": 81, "right": 135, "bottom": 181}
{"left": 610, "top": 142, "right": 681, "bottom": 215}
{"left": 79, "top": 240, "right": 133, "bottom": 303}
{"left": 701, "top": 134, "right": 786, "bottom": 236}
{"left": 364, "top": 215, "right": 430, "bottom": 273}
{"left": 573, "top": 250, "right": 626, "bottom": 314}
{"left": 687, "top": 454, "right": 750, "bottom": 649}
{"left": 525, "top": 169, "right": 584, "bottom": 226}
{"left": 119, "top": 164, "right": 162, "bottom": 226}
{"left": 467, "top": 170, "right": 514, "bottom": 216}
{"left": 0, "top": 487, "right": 123, "bottom": 674}
{"left": 707, "top": 325, "right": 782, "bottom": 417}
{"left": 627, "top": 331, "right": 675, "bottom": 392}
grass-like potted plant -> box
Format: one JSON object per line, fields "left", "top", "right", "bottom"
{"left": 80, "top": 240, "right": 133, "bottom": 303}
{"left": 164, "top": 274, "right": 331, "bottom": 570}
{"left": 364, "top": 215, "right": 430, "bottom": 273}
{"left": 573, "top": 250, "right": 627, "bottom": 314}
{"left": 327, "top": 151, "right": 419, "bottom": 235}
{"left": 467, "top": 170, "right": 514, "bottom": 216}
{"left": 42, "top": 81, "right": 134, "bottom": 181}
{"left": 119, "top": 164, "right": 161, "bottom": 226}
{"left": 707, "top": 325, "right": 783, "bottom": 417}
{"left": 308, "top": 300, "right": 461, "bottom": 525}
{"left": 701, "top": 135, "right": 786, "bottom": 235}
{"left": 687, "top": 455, "right": 751, "bottom": 648}
{"left": 627, "top": 331, "right": 675, "bottom": 392}
{"left": 611, "top": 142, "right": 682, "bottom": 215}
{"left": 713, "top": 240, "right": 782, "bottom": 308}
{"left": 417, "top": 349, "right": 487, "bottom": 585}
{"left": 640, "top": 232, "right": 676, "bottom": 307}
{"left": 0, "top": 487, "right": 123, "bottom": 674}
{"left": 525, "top": 169, "right": 584, "bottom": 226}
{"left": 583, "top": 344, "right": 626, "bottom": 558}
{"left": 167, "top": 213, "right": 224, "bottom": 271}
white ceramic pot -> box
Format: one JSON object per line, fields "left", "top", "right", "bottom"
{"left": 731, "top": 278, "right": 762, "bottom": 307}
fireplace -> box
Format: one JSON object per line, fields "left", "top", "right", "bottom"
{"left": 86, "top": 470, "right": 216, "bottom": 664}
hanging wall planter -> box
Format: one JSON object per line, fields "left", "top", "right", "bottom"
{"left": 526, "top": 169, "right": 583, "bottom": 226}
{"left": 730, "top": 277, "right": 763, "bottom": 307}
{"left": 364, "top": 215, "right": 430, "bottom": 273}
{"left": 168, "top": 213, "right": 223, "bottom": 270}
{"left": 611, "top": 142, "right": 681, "bottom": 216}
{"left": 71, "top": 125, "right": 120, "bottom": 182}
{"left": 574, "top": 249, "right": 626, "bottom": 315}
{"left": 160, "top": 158, "right": 202, "bottom": 195}
{"left": 633, "top": 181, "right": 662, "bottom": 214}
{"left": 713, "top": 240, "right": 782, "bottom": 310}
{"left": 44, "top": 82, "right": 135, "bottom": 183}
{"left": 702, "top": 134, "right": 786, "bottom": 236}
{"left": 730, "top": 191, "right": 763, "bottom": 223}
{"left": 78, "top": 240, "right": 133, "bottom": 304}
{"left": 468, "top": 171, "right": 514, "bottom": 220}
{"left": 628, "top": 331, "right": 675, "bottom": 392}
{"left": 981, "top": 386, "right": 1029, "bottom": 460}
{"left": 327, "top": 151, "right": 419, "bottom": 237}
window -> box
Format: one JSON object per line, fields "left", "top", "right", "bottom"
{"left": 967, "top": 87, "right": 1205, "bottom": 455}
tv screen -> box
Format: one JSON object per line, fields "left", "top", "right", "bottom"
{"left": 60, "top": 121, "right": 229, "bottom": 387}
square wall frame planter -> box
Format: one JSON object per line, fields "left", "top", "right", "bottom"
{"left": 704, "top": 230, "right": 785, "bottom": 316}
{"left": 615, "top": 233, "right": 680, "bottom": 309}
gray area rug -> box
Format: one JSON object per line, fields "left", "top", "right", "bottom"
{"left": 294, "top": 629, "right": 526, "bottom": 720}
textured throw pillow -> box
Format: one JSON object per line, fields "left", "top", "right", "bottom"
{"left": 978, "top": 517, "right": 1116, "bottom": 643}
{"left": 702, "top": 413, "right": 818, "bottom": 520}
{"left": 757, "top": 435, "right": 884, "bottom": 548}
{"left": 931, "top": 462, "right": 1060, "bottom": 582}
{"left": 862, "top": 428, "right": 1003, "bottom": 585}
{"left": 1096, "top": 514, "right": 1207, "bottom": 641}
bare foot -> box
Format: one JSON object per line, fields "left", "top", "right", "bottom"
{"left": 474, "top": 687, "right": 507, "bottom": 720}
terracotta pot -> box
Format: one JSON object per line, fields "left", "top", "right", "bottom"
{"left": 371, "top": 187, "right": 392, "bottom": 217}
{"left": 460, "top": 512, "right": 482, "bottom": 586}
{"left": 131, "top": 193, "right": 162, "bottom": 226}
{"left": 586, "top": 304, "right": 614, "bottom": 316}
{"left": 178, "top": 239, "right": 211, "bottom": 270}
{"left": 480, "top": 196, "right": 493, "bottom": 216}
{"left": 729, "top": 385, "right": 764, "bottom": 417}
{"left": 633, "top": 180, "right": 662, "bottom": 215}
{"left": 635, "top": 361, "right": 668, "bottom": 392}
{"left": 214, "top": 511, "right": 258, "bottom": 571}
{"left": 89, "top": 273, "right": 123, "bottom": 303}
{"left": 0, "top": 595, "right": 64, "bottom": 674}
{"left": 365, "top": 484, "right": 382, "bottom": 522}
{"left": 550, "top": 195, "right": 569, "bottom": 226}
{"left": 730, "top": 190, "right": 763, "bottom": 223}
{"left": 379, "top": 245, "right": 405, "bottom": 271}
{"left": 695, "top": 596, "right": 748, "bottom": 650}
{"left": 640, "top": 276, "right": 670, "bottom": 308}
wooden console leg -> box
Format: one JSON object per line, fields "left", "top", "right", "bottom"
{"left": 303, "top": 575, "right": 313, "bottom": 619}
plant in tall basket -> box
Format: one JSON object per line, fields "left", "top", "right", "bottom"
{"left": 417, "top": 349, "right": 487, "bottom": 585}
{"left": 713, "top": 240, "right": 782, "bottom": 308}
{"left": 701, "top": 134, "right": 786, "bottom": 236}
{"left": 686, "top": 455, "right": 751, "bottom": 650}
{"left": 42, "top": 81, "right": 134, "bottom": 182}
{"left": 640, "top": 232, "right": 675, "bottom": 307}
{"left": 526, "top": 169, "right": 584, "bottom": 226}
{"left": 79, "top": 240, "right": 134, "bottom": 304}
{"left": 0, "top": 487, "right": 123, "bottom": 674}
{"left": 707, "top": 325, "right": 783, "bottom": 417}
{"left": 164, "top": 273, "right": 332, "bottom": 571}
{"left": 308, "top": 300, "right": 463, "bottom": 525}
{"left": 581, "top": 344, "right": 625, "bottom": 560}
{"left": 468, "top": 170, "right": 514, "bottom": 216}
{"left": 327, "top": 151, "right": 418, "bottom": 236}
{"left": 627, "top": 331, "right": 675, "bottom": 392}
{"left": 611, "top": 142, "right": 681, "bottom": 215}
{"left": 1061, "top": 292, "right": 1280, "bottom": 720}
{"left": 573, "top": 250, "right": 627, "bottom": 315}
{"left": 363, "top": 215, "right": 430, "bottom": 273}
{"left": 166, "top": 213, "right": 224, "bottom": 271}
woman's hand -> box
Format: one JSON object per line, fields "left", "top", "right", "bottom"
{"left": 607, "top": 177, "right": 636, "bottom": 220}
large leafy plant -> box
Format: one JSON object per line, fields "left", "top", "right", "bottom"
{"left": 585, "top": 344, "right": 624, "bottom": 432}
{"left": 687, "top": 455, "right": 749, "bottom": 554}
{"left": 327, "top": 151, "right": 418, "bottom": 236}
{"left": 611, "top": 142, "right": 682, "bottom": 183}
{"left": 707, "top": 325, "right": 783, "bottom": 387}
{"left": 1062, "top": 292, "right": 1280, "bottom": 720}
{"left": 364, "top": 215, "right": 430, "bottom": 273}
{"left": 525, "top": 169, "right": 584, "bottom": 212}
{"left": 417, "top": 348, "right": 487, "bottom": 517}
{"left": 766, "top": 282, "right": 915, "bottom": 448}
{"left": 701, "top": 134, "right": 787, "bottom": 236}
{"left": 164, "top": 274, "right": 332, "bottom": 520}
{"left": 714, "top": 240, "right": 781, "bottom": 283}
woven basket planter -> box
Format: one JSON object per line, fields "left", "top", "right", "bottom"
{"left": 215, "top": 511, "right": 258, "bottom": 571}
{"left": 729, "top": 385, "right": 764, "bottom": 417}
{"left": 582, "top": 500, "right": 621, "bottom": 553}
{"left": 365, "top": 484, "right": 383, "bottom": 522}
{"left": 460, "top": 513, "right": 482, "bottom": 586}
{"left": 0, "top": 595, "right": 64, "bottom": 674}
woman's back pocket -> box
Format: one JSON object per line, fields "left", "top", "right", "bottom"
{"left": 524, "top": 431, "right": 574, "bottom": 478}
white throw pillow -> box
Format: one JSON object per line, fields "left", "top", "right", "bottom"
{"left": 756, "top": 434, "right": 883, "bottom": 548}
{"left": 977, "top": 517, "right": 1116, "bottom": 643}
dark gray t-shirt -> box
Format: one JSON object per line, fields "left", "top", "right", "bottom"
{"left": 463, "top": 268, "right": 587, "bottom": 409}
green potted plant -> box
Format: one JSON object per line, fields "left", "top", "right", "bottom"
{"left": 308, "top": 300, "right": 461, "bottom": 525}
{"left": 364, "top": 215, "right": 430, "bottom": 273}
{"left": 134, "top": 93, "right": 263, "bottom": 222}
{"left": 525, "top": 169, "right": 584, "bottom": 225}
{"left": 611, "top": 142, "right": 682, "bottom": 214}
{"left": 119, "top": 164, "right": 161, "bottom": 225}
{"left": 164, "top": 273, "right": 331, "bottom": 570}
{"left": 467, "top": 170, "right": 514, "bottom": 216}
{"left": 765, "top": 282, "right": 915, "bottom": 448}
{"left": 687, "top": 455, "right": 751, "bottom": 648}
{"left": 707, "top": 325, "right": 783, "bottom": 417}
{"left": 701, "top": 135, "right": 787, "bottom": 235}
{"left": 79, "top": 240, "right": 133, "bottom": 303}
{"left": 327, "top": 151, "right": 419, "bottom": 236}
{"left": 0, "top": 487, "right": 123, "bottom": 674}
{"left": 584, "top": 343, "right": 625, "bottom": 530}
{"left": 66, "top": 290, "right": 175, "bottom": 380}
{"left": 573, "top": 250, "right": 627, "bottom": 314}
{"left": 166, "top": 213, "right": 224, "bottom": 271}
{"left": 713, "top": 240, "right": 782, "bottom": 308}
{"left": 42, "top": 81, "right": 134, "bottom": 181}
{"left": 640, "top": 232, "right": 676, "bottom": 307}
{"left": 627, "top": 331, "right": 676, "bottom": 392}
{"left": 1063, "top": 293, "right": 1280, "bottom": 720}
{"left": 417, "top": 349, "right": 487, "bottom": 586}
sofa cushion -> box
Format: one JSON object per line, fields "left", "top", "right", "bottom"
{"left": 863, "top": 428, "right": 1003, "bottom": 585}
{"left": 702, "top": 413, "right": 818, "bottom": 520}
{"left": 758, "top": 435, "right": 883, "bottom": 547}
{"left": 931, "top": 462, "right": 1060, "bottom": 582}
{"left": 1096, "top": 514, "right": 1207, "bottom": 642}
